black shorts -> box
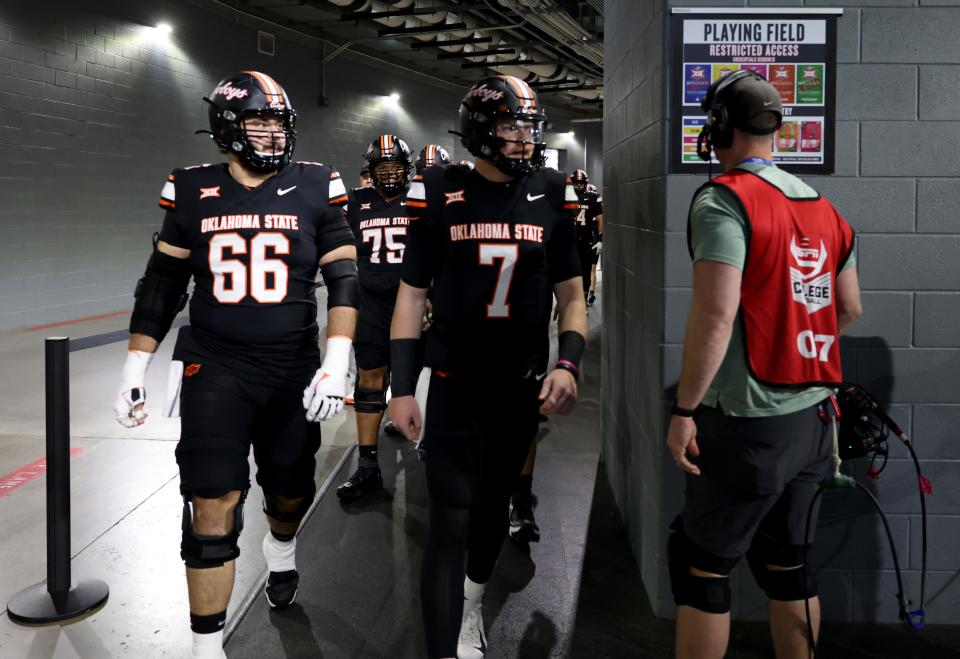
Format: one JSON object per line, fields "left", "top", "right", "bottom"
{"left": 176, "top": 360, "right": 321, "bottom": 498}
{"left": 681, "top": 402, "right": 833, "bottom": 559}
{"left": 355, "top": 284, "right": 397, "bottom": 371}
{"left": 421, "top": 371, "right": 540, "bottom": 508}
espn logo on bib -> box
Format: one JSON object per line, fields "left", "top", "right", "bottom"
{"left": 789, "top": 236, "right": 831, "bottom": 314}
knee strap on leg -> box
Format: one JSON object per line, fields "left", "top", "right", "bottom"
{"left": 667, "top": 516, "right": 737, "bottom": 614}
{"left": 181, "top": 490, "right": 247, "bottom": 569}
{"left": 354, "top": 384, "right": 388, "bottom": 414}
{"left": 746, "top": 534, "right": 817, "bottom": 601}
{"left": 262, "top": 485, "right": 315, "bottom": 526}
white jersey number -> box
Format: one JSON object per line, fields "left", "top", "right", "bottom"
{"left": 796, "top": 330, "right": 835, "bottom": 362}
{"left": 362, "top": 227, "right": 406, "bottom": 264}
{"left": 479, "top": 243, "right": 518, "bottom": 318}
{"left": 209, "top": 232, "right": 290, "bottom": 304}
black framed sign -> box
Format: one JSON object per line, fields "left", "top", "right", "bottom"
{"left": 669, "top": 8, "right": 843, "bottom": 175}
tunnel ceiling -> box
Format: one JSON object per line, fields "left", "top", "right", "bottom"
{"left": 207, "top": 0, "right": 604, "bottom": 120}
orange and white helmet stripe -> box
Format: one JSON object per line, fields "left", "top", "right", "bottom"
{"left": 243, "top": 70, "right": 289, "bottom": 108}
{"left": 378, "top": 134, "right": 396, "bottom": 154}
{"left": 499, "top": 75, "right": 537, "bottom": 110}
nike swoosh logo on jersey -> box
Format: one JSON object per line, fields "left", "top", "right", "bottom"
{"left": 277, "top": 186, "right": 297, "bottom": 196}
{"left": 527, "top": 193, "right": 545, "bottom": 202}
{"left": 535, "top": 372, "right": 547, "bottom": 382}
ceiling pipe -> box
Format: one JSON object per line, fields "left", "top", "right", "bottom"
{"left": 322, "top": 0, "right": 600, "bottom": 95}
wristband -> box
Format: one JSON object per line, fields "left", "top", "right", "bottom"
{"left": 390, "top": 338, "right": 420, "bottom": 397}
{"left": 557, "top": 331, "right": 585, "bottom": 369}
{"left": 555, "top": 360, "right": 580, "bottom": 381}
{"left": 670, "top": 401, "right": 697, "bottom": 418}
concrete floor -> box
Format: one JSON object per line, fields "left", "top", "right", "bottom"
{"left": 0, "top": 310, "right": 356, "bottom": 658}
{"left": 0, "top": 280, "right": 605, "bottom": 659}
{"left": 225, "top": 315, "right": 604, "bottom": 658}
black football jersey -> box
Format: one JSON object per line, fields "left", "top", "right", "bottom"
{"left": 403, "top": 164, "right": 581, "bottom": 375}
{"left": 574, "top": 187, "right": 602, "bottom": 244}
{"left": 346, "top": 186, "right": 408, "bottom": 293}
{"left": 157, "top": 161, "right": 354, "bottom": 384}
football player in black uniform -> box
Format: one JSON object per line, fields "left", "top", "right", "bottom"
{"left": 112, "top": 71, "right": 358, "bottom": 659}
{"left": 415, "top": 143, "right": 452, "bottom": 174}
{"left": 570, "top": 169, "right": 603, "bottom": 305}
{"left": 336, "top": 135, "right": 414, "bottom": 500}
{"left": 585, "top": 181, "right": 603, "bottom": 304}
{"left": 389, "top": 75, "right": 587, "bottom": 659}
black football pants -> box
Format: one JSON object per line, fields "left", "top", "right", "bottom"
{"left": 419, "top": 369, "right": 540, "bottom": 657}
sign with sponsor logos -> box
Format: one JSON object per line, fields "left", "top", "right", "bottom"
{"left": 670, "top": 8, "right": 842, "bottom": 174}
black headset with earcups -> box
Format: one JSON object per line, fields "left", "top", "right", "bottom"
{"left": 696, "top": 69, "right": 767, "bottom": 161}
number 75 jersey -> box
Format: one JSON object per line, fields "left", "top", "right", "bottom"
{"left": 157, "top": 162, "right": 355, "bottom": 346}
{"left": 401, "top": 164, "right": 581, "bottom": 370}
{"left": 345, "top": 185, "right": 408, "bottom": 293}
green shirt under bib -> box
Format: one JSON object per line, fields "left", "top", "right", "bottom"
{"left": 688, "top": 161, "right": 857, "bottom": 418}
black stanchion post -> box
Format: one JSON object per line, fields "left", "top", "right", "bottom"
{"left": 47, "top": 335, "right": 71, "bottom": 603}
{"left": 6, "top": 337, "right": 109, "bottom": 624}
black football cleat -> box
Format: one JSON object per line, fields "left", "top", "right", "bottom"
{"left": 508, "top": 492, "right": 540, "bottom": 544}
{"left": 265, "top": 569, "right": 299, "bottom": 609}
{"left": 336, "top": 465, "right": 383, "bottom": 501}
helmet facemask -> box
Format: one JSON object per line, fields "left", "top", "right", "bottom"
{"left": 371, "top": 159, "right": 410, "bottom": 197}
{"left": 489, "top": 116, "right": 546, "bottom": 176}
{"left": 229, "top": 109, "right": 296, "bottom": 173}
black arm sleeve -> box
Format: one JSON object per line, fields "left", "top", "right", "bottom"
{"left": 130, "top": 243, "right": 192, "bottom": 342}
{"left": 320, "top": 259, "right": 359, "bottom": 310}
{"left": 317, "top": 205, "right": 358, "bottom": 256}
{"left": 547, "top": 212, "right": 582, "bottom": 284}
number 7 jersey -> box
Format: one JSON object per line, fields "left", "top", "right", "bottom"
{"left": 157, "top": 162, "right": 355, "bottom": 378}
{"left": 402, "top": 164, "right": 581, "bottom": 374}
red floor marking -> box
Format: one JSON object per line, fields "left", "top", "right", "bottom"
{"left": 28, "top": 310, "right": 130, "bottom": 331}
{"left": 0, "top": 447, "right": 85, "bottom": 498}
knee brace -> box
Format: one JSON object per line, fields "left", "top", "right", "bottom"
{"left": 667, "top": 517, "right": 738, "bottom": 614}
{"left": 262, "top": 486, "right": 315, "bottom": 526}
{"left": 181, "top": 490, "right": 247, "bottom": 569}
{"left": 746, "top": 533, "right": 817, "bottom": 602}
{"left": 354, "top": 382, "right": 388, "bottom": 414}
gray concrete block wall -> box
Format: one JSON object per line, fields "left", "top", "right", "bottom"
{"left": 602, "top": 0, "right": 670, "bottom": 617}
{"left": 0, "top": 0, "right": 486, "bottom": 330}
{"left": 606, "top": 0, "right": 960, "bottom": 626}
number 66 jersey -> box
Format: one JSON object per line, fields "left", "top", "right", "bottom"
{"left": 402, "top": 163, "right": 582, "bottom": 377}
{"left": 157, "top": 161, "right": 355, "bottom": 387}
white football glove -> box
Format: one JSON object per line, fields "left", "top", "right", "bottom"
{"left": 113, "top": 350, "right": 155, "bottom": 427}
{"left": 592, "top": 241, "right": 603, "bottom": 255}
{"left": 303, "top": 336, "right": 352, "bottom": 422}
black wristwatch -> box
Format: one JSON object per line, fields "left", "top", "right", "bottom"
{"left": 670, "top": 401, "right": 697, "bottom": 418}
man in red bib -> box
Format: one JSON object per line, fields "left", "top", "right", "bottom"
{"left": 667, "top": 71, "right": 863, "bottom": 659}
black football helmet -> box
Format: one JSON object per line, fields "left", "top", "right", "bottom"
{"left": 364, "top": 134, "right": 413, "bottom": 197}
{"left": 455, "top": 75, "right": 547, "bottom": 177}
{"left": 202, "top": 71, "right": 296, "bottom": 173}
{"left": 415, "top": 144, "right": 452, "bottom": 173}
{"left": 571, "top": 169, "right": 589, "bottom": 194}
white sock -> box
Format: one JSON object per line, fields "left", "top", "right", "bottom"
{"left": 262, "top": 532, "right": 297, "bottom": 573}
{"left": 463, "top": 576, "right": 485, "bottom": 614}
{"left": 192, "top": 630, "right": 225, "bottom": 659}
